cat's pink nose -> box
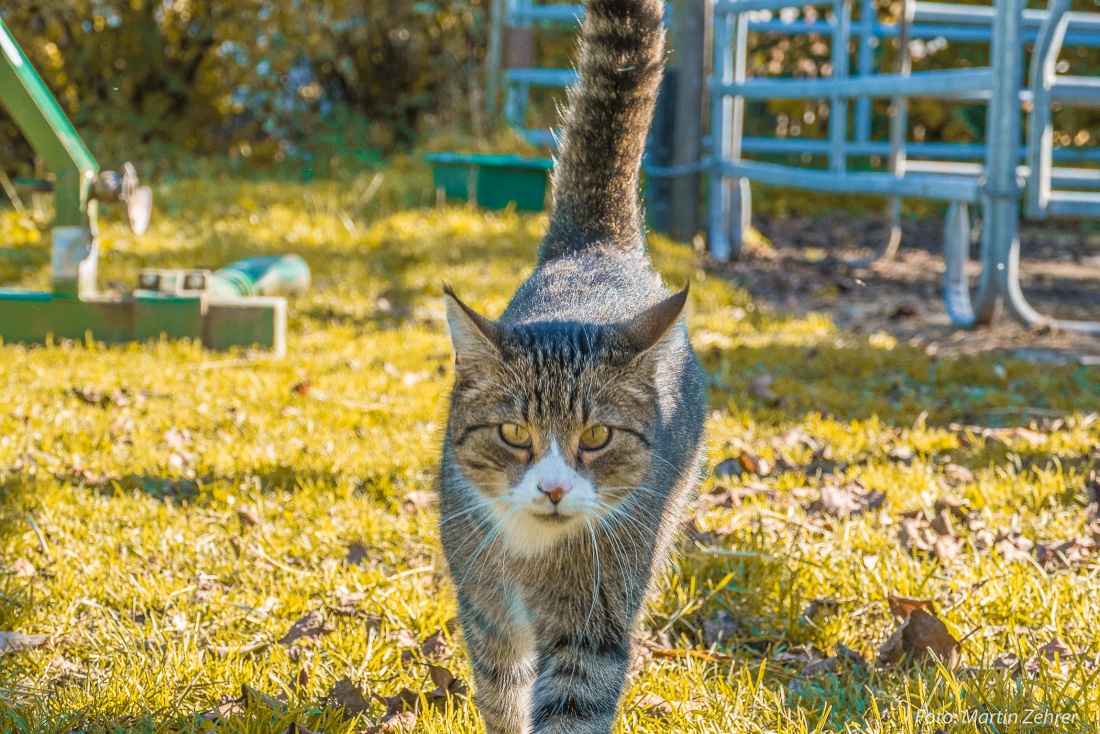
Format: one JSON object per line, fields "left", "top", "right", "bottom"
{"left": 539, "top": 484, "right": 567, "bottom": 504}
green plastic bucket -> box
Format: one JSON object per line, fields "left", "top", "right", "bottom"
{"left": 425, "top": 153, "right": 553, "bottom": 212}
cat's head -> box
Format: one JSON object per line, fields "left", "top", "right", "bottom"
{"left": 443, "top": 286, "right": 686, "bottom": 555}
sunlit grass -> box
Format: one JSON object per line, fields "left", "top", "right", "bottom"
{"left": 1, "top": 171, "right": 1098, "bottom": 733}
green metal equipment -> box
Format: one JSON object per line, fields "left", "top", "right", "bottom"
{"left": 0, "top": 17, "right": 307, "bottom": 356}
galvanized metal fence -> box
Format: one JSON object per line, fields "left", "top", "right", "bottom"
{"left": 710, "top": 0, "right": 1100, "bottom": 333}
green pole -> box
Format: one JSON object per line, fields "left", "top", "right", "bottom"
{"left": 0, "top": 17, "right": 98, "bottom": 228}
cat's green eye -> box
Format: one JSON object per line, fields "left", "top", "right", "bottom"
{"left": 499, "top": 423, "right": 532, "bottom": 448}
{"left": 578, "top": 424, "right": 612, "bottom": 451}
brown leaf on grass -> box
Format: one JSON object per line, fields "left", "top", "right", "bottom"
{"left": 638, "top": 635, "right": 734, "bottom": 663}
{"left": 929, "top": 508, "right": 954, "bottom": 537}
{"left": 836, "top": 643, "right": 867, "bottom": 668}
{"left": 345, "top": 542, "right": 371, "bottom": 565}
{"left": 976, "top": 529, "right": 1035, "bottom": 563}
{"left": 421, "top": 630, "right": 452, "bottom": 660}
{"left": 1036, "top": 637, "right": 1076, "bottom": 662}
{"left": 278, "top": 610, "right": 334, "bottom": 646}
{"left": 207, "top": 640, "right": 270, "bottom": 659}
{"left": 12, "top": 558, "right": 36, "bottom": 578}
{"left": 684, "top": 519, "right": 726, "bottom": 546}
{"left": 1087, "top": 470, "right": 1100, "bottom": 511}
{"left": 899, "top": 510, "right": 962, "bottom": 563}
{"left": 237, "top": 505, "right": 262, "bottom": 528}
{"left": 328, "top": 603, "right": 383, "bottom": 628}
{"left": 362, "top": 710, "right": 417, "bottom": 733}
{"left": 748, "top": 374, "right": 780, "bottom": 404}
{"left": 701, "top": 610, "right": 739, "bottom": 647}
{"left": 632, "top": 692, "right": 707, "bottom": 717}
{"left": 802, "top": 657, "right": 838, "bottom": 676}
{"left": 941, "top": 463, "right": 976, "bottom": 485}
{"left": 375, "top": 687, "right": 422, "bottom": 717}
{"left": 877, "top": 609, "right": 960, "bottom": 668}
{"left": 285, "top": 724, "right": 318, "bottom": 734}
{"left": 390, "top": 628, "right": 418, "bottom": 648}
{"left": 199, "top": 698, "right": 243, "bottom": 722}
{"left": 427, "top": 664, "right": 468, "bottom": 703}
{"left": 400, "top": 491, "right": 436, "bottom": 513}
{"left": 0, "top": 631, "right": 48, "bottom": 655}
{"left": 1033, "top": 538, "right": 1095, "bottom": 569}
{"left": 806, "top": 482, "right": 885, "bottom": 519}
{"left": 633, "top": 692, "right": 673, "bottom": 715}
{"left": 933, "top": 534, "right": 962, "bottom": 563}
{"left": 801, "top": 598, "right": 839, "bottom": 622}
{"left": 887, "top": 595, "right": 936, "bottom": 620}
{"left": 736, "top": 451, "right": 771, "bottom": 477}
{"left": 323, "top": 676, "right": 373, "bottom": 719}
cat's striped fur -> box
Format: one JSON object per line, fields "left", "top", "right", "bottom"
{"left": 438, "top": 0, "right": 706, "bottom": 732}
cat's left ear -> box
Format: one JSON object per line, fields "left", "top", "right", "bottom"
{"left": 444, "top": 285, "right": 503, "bottom": 367}
{"left": 621, "top": 285, "right": 689, "bottom": 354}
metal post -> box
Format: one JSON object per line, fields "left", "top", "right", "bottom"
{"left": 828, "top": 0, "right": 851, "bottom": 174}
{"left": 728, "top": 12, "right": 751, "bottom": 255}
{"left": 854, "top": 0, "right": 875, "bottom": 144}
{"left": 708, "top": 7, "right": 734, "bottom": 260}
{"left": 486, "top": 0, "right": 506, "bottom": 127}
{"left": 670, "top": 0, "right": 707, "bottom": 242}
{"left": 1025, "top": 0, "right": 1070, "bottom": 219}
{"left": 882, "top": 0, "right": 911, "bottom": 261}
{"left": 984, "top": 0, "right": 1033, "bottom": 327}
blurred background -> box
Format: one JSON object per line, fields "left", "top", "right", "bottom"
{"left": 2, "top": 0, "right": 1096, "bottom": 182}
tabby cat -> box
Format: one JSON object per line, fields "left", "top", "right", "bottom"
{"left": 437, "top": 0, "right": 707, "bottom": 730}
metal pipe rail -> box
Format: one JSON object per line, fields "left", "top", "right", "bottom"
{"left": 710, "top": 0, "right": 1100, "bottom": 334}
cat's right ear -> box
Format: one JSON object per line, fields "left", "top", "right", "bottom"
{"left": 443, "top": 285, "right": 503, "bottom": 368}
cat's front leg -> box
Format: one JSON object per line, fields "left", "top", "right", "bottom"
{"left": 528, "top": 630, "right": 631, "bottom": 734}
{"left": 459, "top": 592, "right": 537, "bottom": 734}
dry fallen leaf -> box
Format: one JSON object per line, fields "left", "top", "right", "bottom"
{"left": 427, "top": 664, "right": 468, "bottom": 704}
{"left": 0, "top": 630, "right": 48, "bottom": 656}
{"left": 632, "top": 692, "right": 706, "bottom": 717}
{"left": 801, "top": 598, "right": 839, "bottom": 622}
{"left": 323, "top": 675, "right": 373, "bottom": 719}
{"left": 278, "top": 610, "right": 335, "bottom": 646}
{"left": 362, "top": 710, "right": 417, "bottom": 733}
{"left": 374, "top": 687, "right": 422, "bottom": 717}
{"left": 420, "top": 630, "right": 452, "bottom": 660}
{"left": 942, "top": 463, "right": 976, "bottom": 485}
{"left": 748, "top": 374, "right": 779, "bottom": 403}
{"left": 207, "top": 640, "right": 270, "bottom": 659}
{"left": 1033, "top": 538, "right": 1095, "bottom": 569}
{"left": 400, "top": 491, "right": 436, "bottom": 513}
{"left": 701, "top": 610, "right": 739, "bottom": 647}
{"left": 12, "top": 558, "right": 36, "bottom": 578}
{"left": 345, "top": 541, "right": 371, "bottom": 565}
{"left": 802, "top": 656, "right": 838, "bottom": 676}
{"left": 806, "top": 482, "right": 885, "bottom": 519}
{"left": 877, "top": 608, "right": 960, "bottom": 668}
{"left": 237, "top": 505, "right": 262, "bottom": 528}
{"left": 887, "top": 595, "right": 935, "bottom": 620}
{"left": 634, "top": 692, "right": 673, "bottom": 715}
{"left": 1036, "top": 636, "right": 1076, "bottom": 662}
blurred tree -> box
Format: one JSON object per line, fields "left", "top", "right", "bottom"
{"left": 0, "top": 0, "right": 487, "bottom": 168}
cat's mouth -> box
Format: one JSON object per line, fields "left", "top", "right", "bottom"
{"left": 530, "top": 509, "right": 574, "bottom": 525}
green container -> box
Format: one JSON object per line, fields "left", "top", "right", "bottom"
{"left": 425, "top": 153, "right": 553, "bottom": 212}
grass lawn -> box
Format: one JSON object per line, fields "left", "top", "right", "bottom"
{"left": 1, "top": 173, "right": 1099, "bottom": 733}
